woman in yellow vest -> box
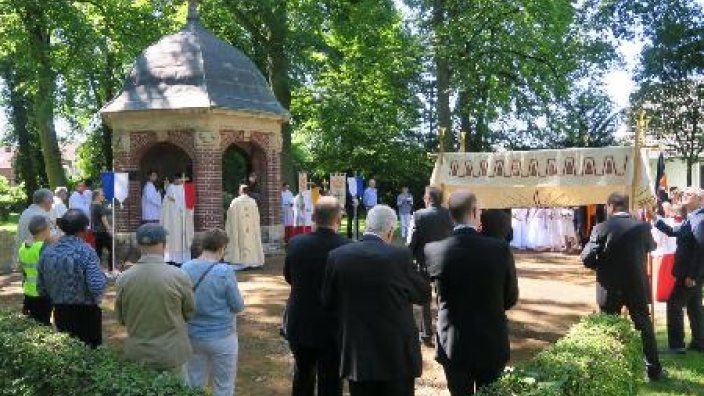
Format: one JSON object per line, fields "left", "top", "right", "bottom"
{"left": 18, "top": 215, "right": 52, "bottom": 325}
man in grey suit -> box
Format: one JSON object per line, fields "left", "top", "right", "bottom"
{"left": 408, "top": 186, "right": 453, "bottom": 344}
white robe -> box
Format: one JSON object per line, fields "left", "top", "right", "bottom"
{"left": 160, "top": 184, "right": 194, "bottom": 264}
{"left": 510, "top": 208, "right": 528, "bottom": 249}
{"left": 282, "top": 190, "right": 295, "bottom": 227}
{"left": 652, "top": 217, "right": 677, "bottom": 256}
{"left": 294, "top": 191, "right": 313, "bottom": 227}
{"left": 527, "top": 208, "right": 551, "bottom": 250}
{"left": 141, "top": 181, "right": 162, "bottom": 222}
{"left": 560, "top": 208, "right": 577, "bottom": 241}
{"left": 225, "top": 195, "right": 265, "bottom": 267}
{"left": 550, "top": 208, "right": 564, "bottom": 250}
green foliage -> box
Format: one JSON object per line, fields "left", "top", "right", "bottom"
{"left": 0, "top": 310, "right": 208, "bottom": 396}
{"left": 477, "top": 313, "right": 645, "bottom": 396}
{"left": 292, "top": 0, "right": 431, "bottom": 201}
{"left": 0, "top": 176, "right": 26, "bottom": 222}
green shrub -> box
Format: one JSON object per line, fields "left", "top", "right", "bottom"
{"left": 0, "top": 310, "right": 209, "bottom": 396}
{"left": 0, "top": 177, "right": 26, "bottom": 222}
{"left": 477, "top": 313, "right": 645, "bottom": 396}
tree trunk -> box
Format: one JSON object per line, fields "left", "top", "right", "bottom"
{"left": 22, "top": 6, "right": 66, "bottom": 188}
{"left": 433, "top": 0, "right": 453, "bottom": 151}
{"left": 266, "top": 3, "right": 295, "bottom": 186}
{"left": 2, "top": 65, "right": 43, "bottom": 203}
{"left": 687, "top": 158, "right": 694, "bottom": 187}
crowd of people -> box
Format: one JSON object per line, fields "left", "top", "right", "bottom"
{"left": 12, "top": 177, "right": 704, "bottom": 396}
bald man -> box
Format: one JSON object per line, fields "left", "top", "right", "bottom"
{"left": 285, "top": 196, "right": 352, "bottom": 396}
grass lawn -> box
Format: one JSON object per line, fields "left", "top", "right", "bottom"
{"left": 0, "top": 213, "right": 19, "bottom": 232}
{"left": 639, "top": 326, "right": 704, "bottom": 395}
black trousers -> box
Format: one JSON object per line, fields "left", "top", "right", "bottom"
{"left": 442, "top": 364, "right": 502, "bottom": 396}
{"left": 290, "top": 344, "right": 342, "bottom": 396}
{"left": 346, "top": 208, "right": 359, "bottom": 239}
{"left": 666, "top": 279, "right": 704, "bottom": 349}
{"left": 23, "top": 295, "right": 52, "bottom": 326}
{"left": 53, "top": 304, "right": 102, "bottom": 349}
{"left": 418, "top": 271, "right": 433, "bottom": 339}
{"left": 601, "top": 290, "right": 661, "bottom": 374}
{"left": 348, "top": 378, "right": 415, "bottom": 396}
{"left": 94, "top": 231, "right": 113, "bottom": 271}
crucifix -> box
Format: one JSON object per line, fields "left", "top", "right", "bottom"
{"left": 322, "top": 179, "right": 329, "bottom": 191}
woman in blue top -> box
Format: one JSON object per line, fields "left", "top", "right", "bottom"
{"left": 182, "top": 229, "right": 245, "bottom": 396}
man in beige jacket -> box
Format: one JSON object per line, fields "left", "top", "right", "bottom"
{"left": 115, "top": 224, "right": 195, "bottom": 376}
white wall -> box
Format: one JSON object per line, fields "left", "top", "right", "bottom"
{"left": 649, "top": 156, "right": 701, "bottom": 189}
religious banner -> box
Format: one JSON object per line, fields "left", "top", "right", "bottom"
{"left": 430, "top": 146, "right": 655, "bottom": 209}
{"left": 114, "top": 172, "right": 129, "bottom": 208}
{"left": 298, "top": 172, "right": 308, "bottom": 193}
{"left": 101, "top": 172, "right": 115, "bottom": 201}
{"left": 330, "top": 173, "right": 347, "bottom": 207}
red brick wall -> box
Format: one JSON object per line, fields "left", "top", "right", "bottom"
{"left": 115, "top": 128, "right": 281, "bottom": 232}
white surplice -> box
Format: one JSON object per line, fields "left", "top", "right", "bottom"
{"left": 510, "top": 208, "right": 528, "bottom": 250}
{"left": 282, "top": 190, "right": 295, "bottom": 227}
{"left": 225, "top": 194, "right": 265, "bottom": 267}
{"left": 160, "top": 184, "right": 194, "bottom": 264}
{"left": 293, "top": 191, "right": 313, "bottom": 227}
{"left": 141, "top": 181, "right": 162, "bottom": 222}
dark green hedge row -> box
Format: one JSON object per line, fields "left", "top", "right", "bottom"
{"left": 478, "top": 313, "right": 645, "bottom": 396}
{"left": 0, "top": 310, "right": 209, "bottom": 396}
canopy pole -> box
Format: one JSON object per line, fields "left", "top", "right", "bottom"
{"left": 631, "top": 110, "right": 648, "bottom": 213}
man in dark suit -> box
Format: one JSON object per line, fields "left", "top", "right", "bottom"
{"left": 408, "top": 186, "right": 453, "bottom": 344}
{"left": 424, "top": 190, "right": 519, "bottom": 396}
{"left": 581, "top": 192, "right": 665, "bottom": 380}
{"left": 654, "top": 186, "right": 704, "bottom": 353}
{"left": 284, "top": 196, "right": 352, "bottom": 396}
{"left": 322, "top": 205, "right": 430, "bottom": 396}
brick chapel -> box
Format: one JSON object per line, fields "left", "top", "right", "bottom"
{"left": 100, "top": 5, "right": 289, "bottom": 243}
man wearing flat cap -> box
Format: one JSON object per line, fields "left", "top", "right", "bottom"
{"left": 115, "top": 223, "right": 195, "bottom": 377}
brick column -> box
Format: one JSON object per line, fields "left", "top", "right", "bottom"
{"left": 263, "top": 149, "right": 281, "bottom": 226}
{"left": 113, "top": 135, "right": 140, "bottom": 232}
{"left": 194, "top": 130, "right": 223, "bottom": 231}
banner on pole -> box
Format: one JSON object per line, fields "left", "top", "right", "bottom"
{"left": 298, "top": 172, "right": 308, "bottom": 193}
{"left": 101, "top": 172, "right": 115, "bottom": 201}
{"left": 330, "top": 173, "right": 347, "bottom": 207}
{"left": 114, "top": 173, "right": 129, "bottom": 208}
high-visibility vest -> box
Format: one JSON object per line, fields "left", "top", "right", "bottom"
{"left": 18, "top": 241, "right": 45, "bottom": 297}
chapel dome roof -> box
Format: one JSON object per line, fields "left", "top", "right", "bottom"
{"left": 101, "top": 18, "right": 288, "bottom": 118}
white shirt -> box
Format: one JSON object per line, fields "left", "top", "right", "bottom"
{"left": 68, "top": 191, "right": 91, "bottom": 218}
{"left": 141, "top": 181, "right": 162, "bottom": 221}
{"left": 52, "top": 196, "right": 68, "bottom": 219}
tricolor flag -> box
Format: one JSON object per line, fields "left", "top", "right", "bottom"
{"left": 185, "top": 181, "right": 196, "bottom": 210}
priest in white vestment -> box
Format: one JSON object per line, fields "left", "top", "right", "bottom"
{"left": 282, "top": 183, "right": 295, "bottom": 243}
{"left": 142, "top": 171, "right": 162, "bottom": 223}
{"left": 293, "top": 189, "right": 313, "bottom": 234}
{"left": 510, "top": 208, "right": 528, "bottom": 250}
{"left": 225, "top": 185, "right": 265, "bottom": 268}
{"left": 160, "top": 176, "right": 194, "bottom": 264}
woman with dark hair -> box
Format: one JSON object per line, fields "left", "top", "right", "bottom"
{"left": 182, "top": 229, "right": 245, "bottom": 396}
{"left": 37, "top": 209, "right": 107, "bottom": 348}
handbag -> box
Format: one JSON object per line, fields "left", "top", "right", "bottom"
{"left": 192, "top": 263, "right": 218, "bottom": 291}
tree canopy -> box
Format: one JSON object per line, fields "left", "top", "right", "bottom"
{"left": 0, "top": 0, "right": 699, "bottom": 198}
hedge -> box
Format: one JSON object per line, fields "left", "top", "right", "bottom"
{"left": 477, "top": 313, "right": 645, "bottom": 396}
{"left": 0, "top": 310, "right": 209, "bottom": 396}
